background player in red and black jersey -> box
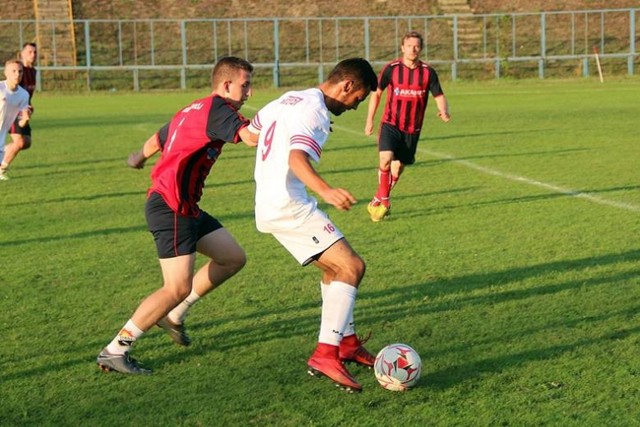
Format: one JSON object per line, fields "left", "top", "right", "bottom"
{"left": 1, "top": 43, "right": 38, "bottom": 179}
{"left": 364, "top": 31, "right": 451, "bottom": 222}
{"left": 97, "top": 57, "right": 259, "bottom": 374}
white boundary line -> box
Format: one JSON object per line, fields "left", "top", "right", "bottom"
{"left": 331, "top": 123, "right": 640, "bottom": 213}
{"left": 421, "top": 148, "right": 640, "bottom": 213}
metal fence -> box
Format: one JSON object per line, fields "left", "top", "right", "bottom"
{"left": 1, "top": 8, "right": 638, "bottom": 91}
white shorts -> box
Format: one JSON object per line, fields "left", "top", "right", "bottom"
{"left": 268, "top": 209, "right": 344, "bottom": 266}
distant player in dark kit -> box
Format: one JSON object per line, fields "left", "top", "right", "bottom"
{"left": 364, "top": 31, "right": 450, "bottom": 222}
{"left": 1, "top": 43, "right": 38, "bottom": 180}
{"left": 97, "top": 56, "right": 258, "bottom": 374}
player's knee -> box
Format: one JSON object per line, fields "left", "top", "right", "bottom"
{"left": 22, "top": 139, "right": 32, "bottom": 150}
{"left": 163, "top": 280, "right": 192, "bottom": 302}
{"left": 231, "top": 251, "right": 247, "bottom": 272}
{"left": 221, "top": 250, "right": 247, "bottom": 275}
{"left": 344, "top": 255, "right": 366, "bottom": 284}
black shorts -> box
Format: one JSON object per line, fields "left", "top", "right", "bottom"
{"left": 378, "top": 123, "right": 420, "bottom": 165}
{"left": 10, "top": 118, "right": 32, "bottom": 136}
{"left": 145, "top": 192, "right": 223, "bottom": 259}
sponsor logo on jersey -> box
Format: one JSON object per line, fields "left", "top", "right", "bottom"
{"left": 182, "top": 102, "right": 204, "bottom": 113}
{"left": 393, "top": 88, "right": 426, "bottom": 98}
{"left": 280, "top": 95, "right": 303, "bottom": 106}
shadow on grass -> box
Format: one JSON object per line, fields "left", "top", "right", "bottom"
{"left": 425, "top": 323, "right": 640, "bottom": 391}
{"left": 13, "top": 155, "right": 134, "bottom": 170}
{"left": 5, "top": 248, "right": 639, "bottom": 384}
{"left": 426, "top": 147, "right": 591, "bottom": 162}
{"left": 4, "top": 190, "right": 146, "bottom": 207}
{"left": 421, "top": 128, "right": 557, "bottom": 143}
{"left": 389, "top": 182, "right": 640, "bottom": 217}
{"left": 147, "top": 248, "right": 640, "bottom": 375}
{"left": 0, "top": 225, "right": 147, "bottom": 247}
{"left": 0, "top": 209, "right": 256, "bottom": 247}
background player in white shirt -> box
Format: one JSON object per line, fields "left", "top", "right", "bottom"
{"left": 249, "top": 58, "right": 378, "bottom": 392}
{"left": 0, "top": 59, "right": 30, "bottom": 180}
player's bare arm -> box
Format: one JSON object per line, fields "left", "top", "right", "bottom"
{"left": 18, "top": 107, "right": 30, "bottom": 127}
{"left": 289, "top": 149, "right": 356, "bottom": 211}
{"left": 128, "top": 133, "right": 161, "bottom": 169}
{"left": 239, "top": 126, "right": 259, "bottom": 147}
{"left": 435, "top": 95, "right": 451, "bottom": 122}
{"left": 364, "top": 89, "right": 383, "bottom": 135}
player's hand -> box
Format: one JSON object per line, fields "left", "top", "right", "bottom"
{"left": 322, "top": 188, "right": 357, "bottom": 211}
{"left": 127, "top": 151, "right": 147, "bottom": 169}
{"left": 438, "top": 111, "right": 451, "bottom": 122}
{"left": 364, "top": 120, "right": 374, "bottom": 136}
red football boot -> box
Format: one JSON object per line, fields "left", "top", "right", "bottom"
{"left": 339, "top": 333, "right": 375, "bottom": 368}
{"left": 307, "top": 343, "right": 362, "bottom": 393}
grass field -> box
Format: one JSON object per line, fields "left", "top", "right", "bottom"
{"left": 1, "top": 77, "right": 639, "bottom": 426}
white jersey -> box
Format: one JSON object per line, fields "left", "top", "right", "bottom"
{"left": 0, "top": 81, "right": 29, "bottom": 152}
{"left": 250, "top": 88, "right": 331, "bottom": 231}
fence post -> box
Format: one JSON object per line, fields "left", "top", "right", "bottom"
{"left": 583, "top": 57, "right": 589, "bottom": 77}
{"left": 630, "top": 9, "right": 636, "bottom": 75}
{"left": 180, "top": 20, "right": 187, "bottom": 90}
{"left": 273, "top": 18, "right": 280, "bottom": 88}
{"left": 364, "top": 17, "right": 370, "bottom": 60}
{"left": 133, "top": 68, "right": 139, "bottom": 91}
{"left": 85, "top": 20, "right": 91, "bottom": 91}
{"left": 452, "top": 15, "right": 458, "bottom": 80}
{"left": 539, "top": 13, "right": 546, "bottom": 78}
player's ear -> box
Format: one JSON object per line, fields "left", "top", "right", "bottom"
{"left": 223, "top": 80, "right": 231, "bottom": 94}
{"left": 342, "top": 79, "right": 354, "bottom": 93}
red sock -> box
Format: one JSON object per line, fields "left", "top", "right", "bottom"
{"left": 390, "top": 174, "right": 399, "bottom": 190}
{"left": 374, "top": 168, "right": 391, "bottom": 207}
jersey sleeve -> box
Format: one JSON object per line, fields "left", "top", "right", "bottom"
{"left": 19, "top": 97, "right": 29, "bottom": 111}
{"left": 288, "top": 107, "right": 328, "bottom": 163}
{"left": 206, "top": 97, "right": 250, "bottom": 143}
{"left": 248, "top": 108, "right": 266, "bottom": 134}
{"left": 157, "top": 122, "right": 170, "bottom": 149}
{"left": 379, "top": 63, "right": 393, "bottom": 91}
{"left": 427, "top": 67, "right": 444, "bottom": 97}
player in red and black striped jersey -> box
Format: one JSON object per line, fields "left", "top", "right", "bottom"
{"left": 364, "top": 31, "right": 451, "bottom": 222}
{"left": 97, "top": 57, "right": 259, "bottom": 375}
{"left": 1, "top": 43, "right": 38, "bottom": 179}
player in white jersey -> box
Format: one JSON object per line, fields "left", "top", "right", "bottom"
{"left": 249, "top": 58, "right": 378, "bottom": 392}
{"left": 0, "top": 59, "right": 30, "bottom": 180}
{"left": 253, "top": 87, "right": 331, "bottom": 233}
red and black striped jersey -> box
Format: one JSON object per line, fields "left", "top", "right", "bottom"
{"left": 148, "top": 95, "right": 249, "bottom": 217}
{"left": 20, "top": 65, "right": 37, "bottom": 102}
{"left": 378, "top": 60, "right": 444, "bottom": 134}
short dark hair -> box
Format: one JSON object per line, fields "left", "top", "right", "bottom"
{"left": 211, "top": 56, "right": 254, "bottom": 87}
{"left": 402, "top": 31, "right": 424, "bottom": 49}
{"left": 326, "top": 58, "right": 378, "bottom": 92}
{"left": 22, "top": 42, "right": 37, "bottom": 49}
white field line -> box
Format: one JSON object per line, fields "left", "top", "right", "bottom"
{"left": 421, "top": 148, "right": 640, "bottom": 213}
{"left": 330, "top": 123, "right": 640, "bottom": 213}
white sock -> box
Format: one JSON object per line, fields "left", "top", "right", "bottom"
{"left": 320, "top": 281, "right": 329, "bottom": 300}
{"left": 318, "top": 281, "right": 357, "bottom": 346}
{"left": 106, "top": 319, "right": 144, "bottom": 355}
{"left": 167, "top": 289, "right": 202, "bottom": 324}
{"left": 321, "top": 281, "right": 355, "bottom": 337}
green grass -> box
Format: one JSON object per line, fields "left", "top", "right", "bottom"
{"left": 1, "top": 77, "right": 640, "bottom": 426}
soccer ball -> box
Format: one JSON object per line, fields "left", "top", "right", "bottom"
{"left": 374, "top": 343, "right": 422, "bottom": 392}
